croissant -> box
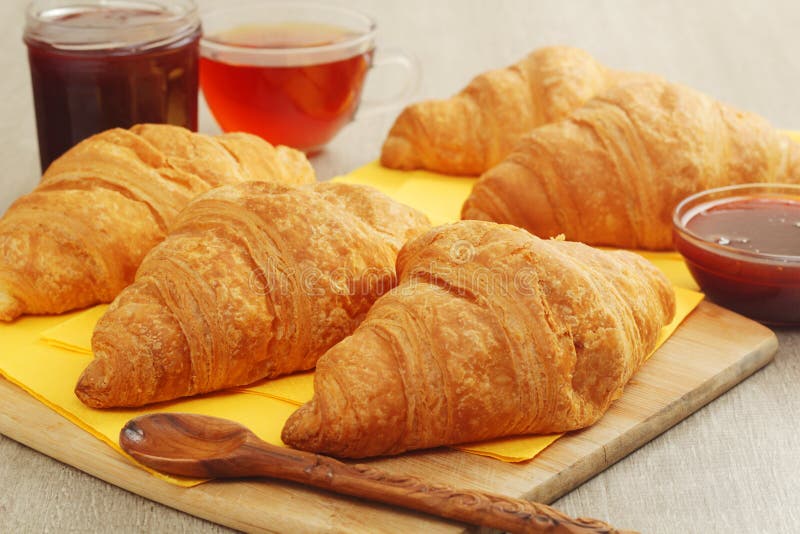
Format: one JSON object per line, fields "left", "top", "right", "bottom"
{"left": 461, "top": 78, "right": 800, "bottom": 250}
{"left": 75, "top": 181, "right": 430, "bottom": 408}
{"left": 380, "top": 46, "right": 648, "bottom": 175}
{"left": 281, "top": 220, "right": 675, "bottom": 458}
{"left": 0, "top": 124, "right": 314, "bottom": 321}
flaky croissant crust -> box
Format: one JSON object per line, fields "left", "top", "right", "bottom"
{"left": 282, "top": 220, "right": 675, "bottom": 458}
{"left": 380, "top": 46, "right": 649, "bottom": 175}
{"left": 0, "top": 124, "right": 314, "bottom": 321}
{"left": 75, "top": 181, "right": 430, "bottom": 408}
{"left": 462, "top": 78, "right": 800, "bottom": 249}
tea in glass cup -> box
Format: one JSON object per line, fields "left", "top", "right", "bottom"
{"left": 200, "top": 3, "right": 419, "bottom": 153}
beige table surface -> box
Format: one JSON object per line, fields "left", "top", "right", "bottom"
{"left": 2, "top": 0, "right": 799, "bottom": 532}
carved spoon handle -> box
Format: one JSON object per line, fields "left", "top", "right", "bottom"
{"left": 237, "top": 435, "right": 632, "bottom": 534}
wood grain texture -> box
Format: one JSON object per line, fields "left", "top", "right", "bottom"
{"left": 0, "top": 301, "right": 777, "bottom": 533}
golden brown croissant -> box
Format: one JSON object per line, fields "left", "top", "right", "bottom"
{"left": 75, "top": 181, "right": 430, "bottom": 408}
{"left": 462, "top": 78, "right": 800, "bottom": 250}
{"left": 282, "top": 220, "right": 675, "bottom": 458}
{"left": 380, "top": 46, "right": 648, "bottom": 175}
{"left": 0, "top": 124, "right": 314, "bottom": 321}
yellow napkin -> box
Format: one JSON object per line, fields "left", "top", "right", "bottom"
{"left": 335, "top": 161, "right": 476, "bottom": 225}
{"left": 39, "top": 305, "right": 107, "bottom": 355}
{"left": 0, "top": 160, "right": 703, "bottom": 485}
{"left": 1, "top": 312, "right": 300, "bottom": 487}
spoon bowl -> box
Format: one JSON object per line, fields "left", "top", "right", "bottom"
{"left": 121, "top": 413, "right": 255, "bottom": 477}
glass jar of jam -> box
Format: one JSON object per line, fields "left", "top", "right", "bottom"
{"left": 23, "top": 0, "right": 201, "bottom": 172}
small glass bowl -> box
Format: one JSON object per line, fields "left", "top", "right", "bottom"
{"left": 672, "top": 183, "right": 800, "bottom": 326}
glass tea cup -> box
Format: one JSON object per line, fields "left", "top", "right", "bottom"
{"left": 199, "top": 2, "right": 420, "bottom": 153}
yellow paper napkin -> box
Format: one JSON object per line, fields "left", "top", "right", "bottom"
{"left": 0, "top": 160, "right": 704, "bottom": 487}
{"left": 334, "top": 161, "right": 477, "bottom": 225}
{"left": 0, "top": 312, "right": 298, "bottom": 487}
{"left": 39, "top": 305, "right": 107, "bottom": 354}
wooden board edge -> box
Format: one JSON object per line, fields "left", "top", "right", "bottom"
{"left": 0, "top": 376, "right": 464, "bottom": 534}
{"left": 0, "top": 378, "right": 245, "bottom": 531}
{"left": 524, "top": 323, "right": 778, "bottom": 504}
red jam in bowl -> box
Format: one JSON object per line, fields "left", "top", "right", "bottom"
{"left": 673, "top": 184, "right": 800, "bottom": 326}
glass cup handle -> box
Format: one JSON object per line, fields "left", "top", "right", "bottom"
{"left": 356, "top": 48, "right": 421, "bottom": 120}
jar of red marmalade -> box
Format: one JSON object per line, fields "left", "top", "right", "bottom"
{"left": 23, "top": 0, "right": 201, "bottom": 171}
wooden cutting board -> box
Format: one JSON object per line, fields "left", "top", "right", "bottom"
{"left": 0, "top": 300, "right": 777, "bottom": 533}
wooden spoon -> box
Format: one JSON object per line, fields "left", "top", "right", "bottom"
{"left": 120, "top": 413, "right": 633, "bottom": 534}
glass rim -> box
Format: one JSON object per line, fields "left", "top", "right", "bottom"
{"left": 199, "top": 1, "right": 377, "bottom": 67}
{"left": 24, "top": 0, "right": 200, "bottom": 51}
{"left": 672, "top": 182, "right": 800, "bottom": 264}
